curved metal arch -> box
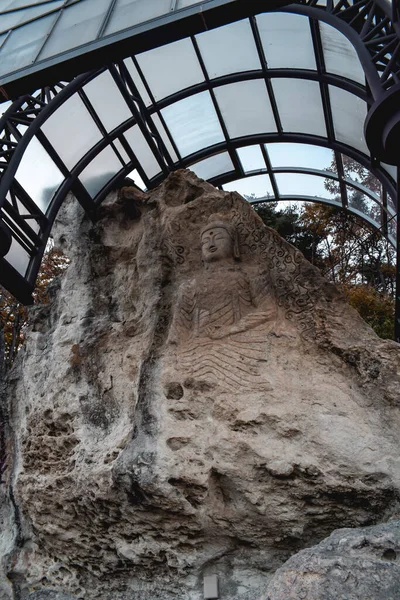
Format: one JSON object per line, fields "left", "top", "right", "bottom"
{"left": 0, "top": 0, "right": 398, "bottom": 308}
{"left": 248, "top": 193, "right": 396, "bottom": 249}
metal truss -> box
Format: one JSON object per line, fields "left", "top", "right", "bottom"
{"left": 0, "top": 0, "right": 399, "bottom": 341}
{"left": 298, "top": 0, "right": 400, "bottom": 95}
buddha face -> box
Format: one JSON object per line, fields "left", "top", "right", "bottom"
{"left": 201, "top": 226, "right": 233, "bottom": 263}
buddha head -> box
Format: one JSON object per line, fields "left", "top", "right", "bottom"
{"left": 200, "top": 214, "right": 240, "bottom": 263}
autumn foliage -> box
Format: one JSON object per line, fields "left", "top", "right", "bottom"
{"left": 0, "top": 247, "right": 69, "bottom": 370}
{"left": 254, "top": 202, "right": 395, "bottom": 340}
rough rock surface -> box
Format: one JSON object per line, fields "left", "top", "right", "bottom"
{"left": 266, "top": 520, "right": 400, "bottom": 599}
{"left": 1, "top": 169, "right": 400, "bottom": 599}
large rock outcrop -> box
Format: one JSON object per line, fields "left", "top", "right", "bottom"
{"left": 266, "top": 520, "right": 400, "bottom": 600}
{"left": 2, "top": 169, "right": 400, "bottom": 599}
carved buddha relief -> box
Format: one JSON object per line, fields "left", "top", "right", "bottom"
{"left": 168, "top": 214, "right": 279, "bottom": 393}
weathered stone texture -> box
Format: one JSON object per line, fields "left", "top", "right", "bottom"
{"left": 266, "top": 520, "right": 400, "bottom": 600}
{"left": 1, "top": 170, "right": 400, "bottom": 599}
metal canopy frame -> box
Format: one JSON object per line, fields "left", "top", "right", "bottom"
{"left": 0, "top": 0, "right": 399, "bottom": 339}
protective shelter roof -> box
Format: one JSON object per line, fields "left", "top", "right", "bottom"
{"left": 0, "top": 0, "right": 399, "bottom": 306}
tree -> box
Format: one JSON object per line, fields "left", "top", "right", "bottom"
{"left": 252, "top": 160, "right": 395, "bottom": 340}
{"left": 0, "top": 247, "right": 69, "bottom": 370}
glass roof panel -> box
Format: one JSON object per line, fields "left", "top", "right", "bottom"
{"left": 272, "top": 78, "right": 326, "bottom": 137}
{"left": 41, "top": 94, "right": 102, "bottom": 169}
{"left": 329, "top": 85, "right": 368, "bottom": 154}
{"left": 0, "top": 12, "right": 56, "bottom": 75}
{"left": 105, "top": 0, "right": 172, "bottom": 37}
{"left": 347, "top": 188, "right": 381, "bottom": 225}
{"left": 256, "top": 12, "right": 316, "bottom": 70}
{"left": 136, "top": 38, "right": 204, "bottom": 101}
{"left": 113, "top": 139, "right": 130, "bottom": 164}
{"left": 123, "top": 125, "right": 162, "bottom": 179}
{"left": 161, "top": 91, "right": 224, "bottom": 157}
{"left": 123, "top": 58, "right": 152, "bottom": 106}
{"left": 177, "top": 0, "right": 205, "bottom": 6}
{"left": 150, "top": 113, "right": 179, "bottom": 163}
{"left": 223, "top": 174, "right": 274, "bottom": 199}
{"left": 342, "top": 158, "right": 381, "bottom": 199}
{"left": 80, "top": 146, "right": 123, "bottom": 197}
{"left": 319, "top": 22, "right": 365, "bottom": 85}
{"left": 15, "top": 136, "right": 64, "bottom": 213}
{"left": 0, "top": 1, "right": 64, "bottom": 34}
{"left": 83, "top": 70, "right": 132, "bottom": 132}
{"left": 214, "top": 80, "right": 276, "bottom": 138}
{"left": 4, "top": 237, "right": 30, "bottom": 276}
{"left": 275, "top": 172, "right": 338, "bottom": 200}
{"left": 39, "top": 0, "right": 112, "bottom": 61}
{"left": 0, "top": 33, "right": 8, "bottom": 51}
{"left": 237, "top": 145, "right": 266, "bottom": 172}
{"left": 195, "top": 19, "right": 261, "bottom": 79}
{"left": 2, "top": 0, "right": 53, "bottom": 8}
{"left": 267, "top": 143, "right": 335, "bottom": 171}
{"left": 190, "top": 152, "right": 234, "bottom": 180}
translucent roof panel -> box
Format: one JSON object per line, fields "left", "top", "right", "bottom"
{"left": 113, "top": 139, "right": 130, "bottom": 164}
{"left": 272, "top": 78, "right": 326, "bottom": 137}
{"left": 267, "top": 143, "right": 336, "bottom": 172}
{"left": 39, "top": 0, "right": 113, "bottom": 61}
{"left": 123, "top": 58, "right": 152, "bottom": 107}
{"left": 80, "top": 146, "right": 123, "bottom": 197}
{"left": 329, "top": 85, "right": 368, "bottom": 155}
{"left": 195, "top": 19, "right": 261, "bottom": 79}
{"left": 0, "top": 0, "right": 238, "bottom": 87}
{"left": 136, "top": 38, "right": 204, "bottom": 101}
{"left": 178, "top": 0, "right": 206, "bottom": 6}
{"left": 256, "top": 12, "right": 316, "bottom": 70}
{"left": 347, "top": 188, "right": 381, "bottom": 226}
{"left": 83, "top": 71, "right": 132, "bottom": 132}
{"left": 3, "top": 0, "right": 54, "bottom": 8}
{"left": 161, "top": 91, "right": 225, "bottom": 157}
{"left": 237, "top": 146, "right": 266, "bottom": 172}
{"left": 0, "top": 12, "right": 56, "bottom": 76}
{"left": 150, "top": 113, "right": 179, "bottom": 163}
{"left": 41, "top": 94, "right": 103, "bottom": 169}
{"left": 214, "top": 80, "right": 276, "bottom": 138}
{"left": 190, "top": 152, "right": 234, "bottom": 180}
{"left": 104, "top": 0, "right": 172, "bottom": 36}
{"left": 4, "top": 237, "right": 31, "bottom": 276}
{"left": 15, "top": 136, "right": 64, "bottom": 213}
{"left": 223, "top": 175, "right": 275, "bottom": 198}
{"left": 342, "top": 159, "right": 382, "bottom": 199}
{"left": 0, "top": 1, "right": 64, "bottom": 34}
{"left": 275, "top": 172, "right": 338, "bottom": 200}
{"left": 123, "top": 125, "right": 162, "bottom": 179}
{"left": 319, "top": 22, "right": 365, "bottom": 85}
